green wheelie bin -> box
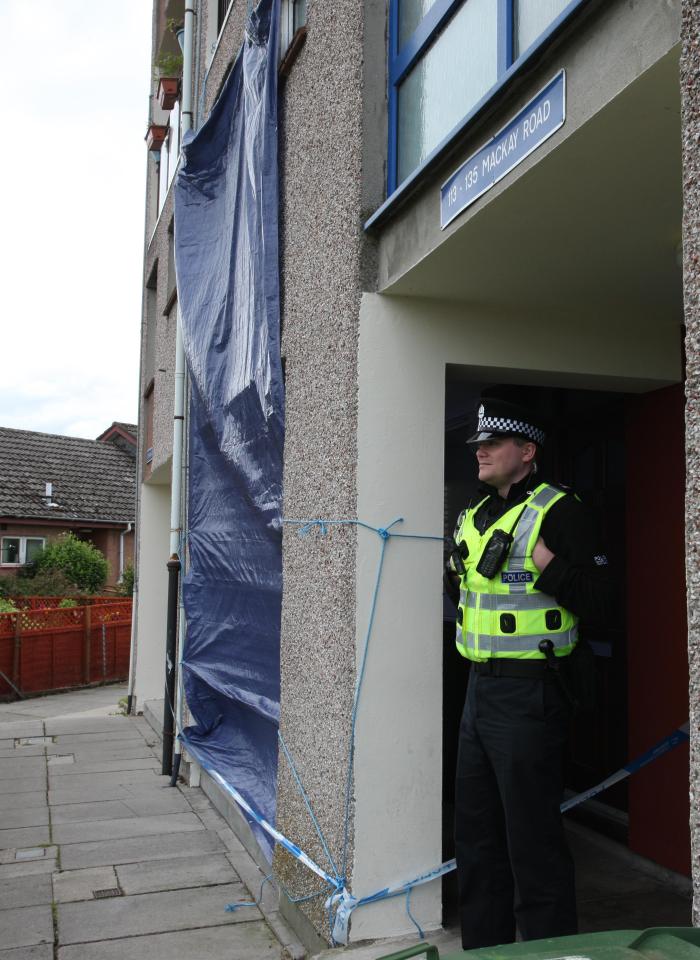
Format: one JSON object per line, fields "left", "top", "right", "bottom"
{"left": 375, "top": 928, "right": 700, "bottom": 960}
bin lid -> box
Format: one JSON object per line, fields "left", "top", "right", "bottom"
{"left": 441, "top": 928, "right": 700, "bottom": 960}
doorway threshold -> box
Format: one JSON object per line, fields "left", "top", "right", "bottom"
{"left": 567, "top": 819, "right": 692, "bottom": 932}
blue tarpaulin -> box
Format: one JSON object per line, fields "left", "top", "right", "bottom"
{"left": 173, "top": 0, "right": 283, "bottom": 860}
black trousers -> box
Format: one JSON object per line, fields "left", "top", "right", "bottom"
{"left": 455, "top": 669, "right": 577, "bottom": 949}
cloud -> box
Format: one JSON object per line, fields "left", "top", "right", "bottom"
{"left": 0, "top": 0, "right": 152, "bottom": 438}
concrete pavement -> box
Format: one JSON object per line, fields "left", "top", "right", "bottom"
{"left": 0, "top": 684, "right": 303, "bottom": 959}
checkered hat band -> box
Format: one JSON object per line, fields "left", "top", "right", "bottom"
{"left": 479, "top": 415, "right": 545, "bottom": 445}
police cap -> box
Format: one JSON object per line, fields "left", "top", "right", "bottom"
{"left": 467, "top": 398, "right": 546, "bottom": 446}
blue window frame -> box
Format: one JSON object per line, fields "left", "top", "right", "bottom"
{"left": 387, "top": 0, "right": 588, "bottom": 196}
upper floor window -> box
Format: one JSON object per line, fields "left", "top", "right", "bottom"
{"left": 389, "top": 0, "right": 577, "bottom": 191}
{"left": 157, "top": 100, "right": 182, "bottom": 217}
{"left": 280, "top": 0, "right": 307, "bottom": 55}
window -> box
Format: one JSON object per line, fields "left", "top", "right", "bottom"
{"left": 389, "top": 0, "right": 583, "bottom": 191}
{"left": 157, "top": 100, "right": 182, "bottom": 217}
{"left": 1, "top": 537, "right": 45, "bottom": 566}
{"left": 280, "top": 0, "right": 307, "bottom": 55}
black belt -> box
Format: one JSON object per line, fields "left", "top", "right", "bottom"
{"left": 470, "top": 658, "right": 554, "bottom": 678}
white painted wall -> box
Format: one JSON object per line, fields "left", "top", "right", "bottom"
{"left": 350, "top": 292, "right": 681, "bottom": 941}
{"left": 132, "top": 479, "right": 171, "bottom": 710}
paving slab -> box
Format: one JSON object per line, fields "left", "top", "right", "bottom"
{"left": 50, "top": 792, "right": 188, "bottom": 824}
{"left": 49, "top": 777, "right": 171, "bottom": 806}
{"left": 0, "top": 806, "right": 49, "bottom": 830}
{"left": 0, "top": 872, "right": 53, "bottom": 909}
{"left": 0, "top": 945, "right": 53, "bottom": 960}
{"left": 0, "top": 846, "right": 56, "bottom": 866}
{"left": 0, "top": 738, "right": 15, "bottom": 748}
{"left": 0, "top": 757, "right": 47, "bottom": 777}
{"left": 0, "top": 856, "right": 57, "bottom": 880}
{"left": 52, "top": 812, "right": 204, "bottom": 845}
{"left": 0, "top": 746, "right": 46, "bottom": 758}
{"left": 48, "top": 770, "right": 164, "bottom": 802}
{"left": 53, "top": 866, "right": 119, "bottom": 903}
{"left": 58, "top": 882, "right": 259, "bottom": 945}
{"left": 115, "top": 852, "right": 238, "bottom": 895}
{"left": 60, "top": 828, "right": 225, "bottom": 870}
{"left": 0, "top": 792, "right": 48, "bottom": 813}
{"left": 0, "top": 721, "right": 45, "bottom": 738}
{"left": 0, "top": 777, "right": 46, "bottom": 796}
{"left": 57, "top": 745, "right": 156, "bottom": 764}
{"left": 57, "top": 920, "right": 283, "bottom": 960}
{"left": 0, "top": 903, "right": 54, "bottom": 950}
{"left": 0, "top": 825, "right": 51, "bottom": 849}
{"left": 50, "top": 730, "right": 143, "bottom": 747}
{"left": 45, "top": 717, "right": 134, "bottom": 736}
{"left": 48, "top": 758, "right": 159, "bottom": 778}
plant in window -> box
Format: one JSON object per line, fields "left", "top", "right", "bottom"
{"left": 153, "top": 51, "right": 183, "bottom": 79}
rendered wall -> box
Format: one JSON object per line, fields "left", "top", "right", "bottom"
{"left": 274, "top": 0, "right": 370, "bottom": 940}
{"left": 681, "top": 0, "right": 700, "bottom": 924}
{"left": 131, "top": 481, "right": 170, "bottom": 709}
{"left": 352, "top": 291, "right": 682, "bottom": 940}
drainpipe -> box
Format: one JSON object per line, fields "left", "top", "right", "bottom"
{"left": 162, "top": 2, "right": 196, "bottom": 780}
{"left": 119, "top": 522, "right": 133, "bottom": 582}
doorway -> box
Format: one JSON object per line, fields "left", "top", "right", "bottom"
{"left": 442, "top": 375, "right": 689, "bottom": 926}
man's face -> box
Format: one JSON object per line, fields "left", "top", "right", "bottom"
{"left": 475, "top": 436, "right": 534, "bottom": 489}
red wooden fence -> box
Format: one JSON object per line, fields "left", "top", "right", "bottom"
{"left": 6, "top": 596, "right": 129, "bottom": 611}
{"left": 0, "top": 600, "right": 132, "bottom": 699}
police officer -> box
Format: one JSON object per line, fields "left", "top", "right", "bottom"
{"left": 447, "top": 397, "right": 613, "bottom": 949}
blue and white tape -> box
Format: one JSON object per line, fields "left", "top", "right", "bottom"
{"left": 182, "top": 511, "right": 692, "bottom": 944}
{"left": 560, "top": 722, "right": 689, "bottom": 813}
{"left": 183, "top": 716, "right": 691, "bottom": 943}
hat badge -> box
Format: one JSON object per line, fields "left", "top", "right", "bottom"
{"left": 478, "top": 403, "right": 485, "bottom": 426}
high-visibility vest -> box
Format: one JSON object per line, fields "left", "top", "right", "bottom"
{"left": 453, "top": 483, "right": 578, "bottom": 662}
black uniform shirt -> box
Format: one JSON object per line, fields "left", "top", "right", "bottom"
{"left": 458, "top": 473, "right": 615, "bottom": 629}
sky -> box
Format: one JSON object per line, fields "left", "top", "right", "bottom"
{"left": 0, "top": 1, "right": 153, "bottom": 439}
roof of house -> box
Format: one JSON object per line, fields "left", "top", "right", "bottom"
{"left": 95, "top": 422, "right": 137, "bottom": 442}
{"left": 0, "top": 427, "right": 136, "bottom": 523}
{"left": 95, "top": 422, "right": 138, "bottom": 458}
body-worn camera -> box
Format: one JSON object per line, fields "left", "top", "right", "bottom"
{"left": 450, "top": 539, "right": 469, "bottom": 577}
{"left": 476, "top": 529, "right": 514, "bottom": 579}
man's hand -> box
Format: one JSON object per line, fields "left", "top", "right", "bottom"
{"left": 532, "top": 536, "right": 555, "bottom": 573}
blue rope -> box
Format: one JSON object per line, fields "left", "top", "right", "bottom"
{"left": 226, "top": 872, "right": 273, "bottom": 912}
{"left": 278, "top": 730, "right": 341, "bottom": 879}
{"left": 282, "top": 515, "right": 444, "bottom": 940}
{"left": 405, "top": 886, "right": 425, "bottom": 940}
{"left": 226, "top": 871, "right": 331, "bottom": 914}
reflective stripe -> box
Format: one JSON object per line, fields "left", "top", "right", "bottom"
{"left": 506, "top": 485, "right": 562, "bottom": 594}
{"left": 507, "top": 505, "right": 539, "bottom": 593}
{"left": 459, "top": 590, "right": 467, "bottom": 607}
{"left": 463, "top": 626, "right": 578, "bottom": 654}
{"left": 530, "top": 485, "right": 562, "bottom": 509}
{"left": 471, "top": 592, "right": 560, "bottom": 611}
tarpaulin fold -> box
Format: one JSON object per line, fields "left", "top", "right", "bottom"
{"left": 173, "top": 0, "right": 283, "bottom": 859}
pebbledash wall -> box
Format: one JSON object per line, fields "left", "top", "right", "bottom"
{"left": 681, "top": 0, "right": 700, "bottom": 925}
{"left": 133, "top": 0, "right": 700, "bottom": 947}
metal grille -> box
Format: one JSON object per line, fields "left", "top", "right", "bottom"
{"left": 92, "top": 888, "right": 121, "bottom": 899}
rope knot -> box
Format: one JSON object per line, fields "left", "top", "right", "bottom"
{"left": 377, "top": 527, "right": 390, "bottom": 540}
{"left": 298, "top": 519, "right": 328, "bottom": 537}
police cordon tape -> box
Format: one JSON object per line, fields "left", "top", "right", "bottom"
{"left": 180, "top": 514, "right": 692, "bottom": 943}
{"left": 182, "top": 720, "right": 690, "bottom": 943}
{"left": 560, "top": 722, "right": 689, "bottom": 813}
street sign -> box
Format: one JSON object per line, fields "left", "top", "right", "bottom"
{"left": 441, "top": 71, "right": 566, "bottom": 229}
